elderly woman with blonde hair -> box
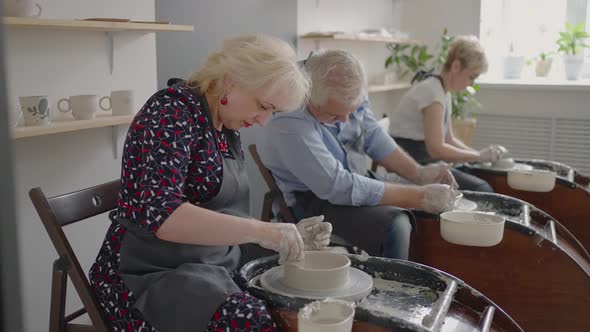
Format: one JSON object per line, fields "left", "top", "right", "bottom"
{"left": 389, "top": 35, "right": 507, "bottom": 192}
{"left": 88, "top": 35, "right": 332, "bottom": 332}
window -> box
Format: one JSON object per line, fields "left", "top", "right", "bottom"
{"left": 479, "top": 0, "right": 589, "bottom": 81}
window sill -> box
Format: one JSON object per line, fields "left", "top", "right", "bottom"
{"left": 477, "top": 77, "right": 590, "bottom": 91}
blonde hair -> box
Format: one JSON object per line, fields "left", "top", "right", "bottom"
{"left": 187, "top": 35, "right": 310, "bottom": 112}
{"left": 304, "top": 50, "right": 366, "bottom": 108}
{"left": 443, "top": 35, "right": 488, "bottom": 74}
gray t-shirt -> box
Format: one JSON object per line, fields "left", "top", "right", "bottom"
{"left": 389, "top": 76, "right": 452, "bottom": 140}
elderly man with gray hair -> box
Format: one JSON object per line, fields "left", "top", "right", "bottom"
{"left": 257, "top": 50, "right": 459, "bottom": 260}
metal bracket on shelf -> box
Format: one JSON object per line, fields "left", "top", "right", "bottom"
{"left": 111, "top": 125, "right": 119, "bottom": 159}
{"left": 106, "top": 32, "right": 114, "bottom": 74}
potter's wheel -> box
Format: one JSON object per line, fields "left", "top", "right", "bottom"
{"left": 479, "top": 162, "right": 534, "bottom": 172}
{"left": 448, "top": 198, "right": 477, "bottom": 211}
{"left": 258, "top": 266, "right": 373, "bottom": 301}
{"left": 446, "top": 193, "right": 477, "bottom": 212}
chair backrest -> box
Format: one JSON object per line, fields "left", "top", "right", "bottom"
{"left": 29, "top": 180, "right": 120, "bottom": 332}
{"left": 248, "top": 144, "right": 296, "bottom": 223}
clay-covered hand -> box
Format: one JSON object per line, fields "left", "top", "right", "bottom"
{"left": 296, "top": 215, "right": 333, "bottom": 250}
{"left": 479, "top": 145, "right": 505, "bottom": 163}
{"left": 419, "top": 184, "right": 460, "bottom": 214}
{"left": 495, "top": 145, "right": 509, "bottom": 157}
{"left": 416, "top": 163, "right": 459, "bottom": 189}
{"left": 255, "top": 222, "right": 305, "bottom": 264}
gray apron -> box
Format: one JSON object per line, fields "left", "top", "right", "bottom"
{"left": 115, "top": 103, "right": 250, "bottom": 332}
{"left": 294, "top": 124, "right": 415, "bottom": 257}
{"left": 325, "top": 124, "right": 394, "bottom": 182}
{"left": 324, "top": 124, "right": 370, "bottom": 176}
{"left": 328, "top": 123, "right": 412, "bottom": 185}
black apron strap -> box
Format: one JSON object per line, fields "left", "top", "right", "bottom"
{"left": 167, "top": 77, "right": 184, "bottom": 87}
{"left": 411, "top": 70, "right": 446, "bottom": 91}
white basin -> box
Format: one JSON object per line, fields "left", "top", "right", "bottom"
{"left": 507, "top": 169, "right": 556, "bottom": 192}
{"left": 298, "top": 299, "right": 355, "bottom": 332}
{"left": 440, "top": 211, "right": 505, "bottom": 247}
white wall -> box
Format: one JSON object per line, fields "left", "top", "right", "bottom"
{"left": 400, "top": 0, "right": 480, "bottom": 47}
{"left": 297, "top": 0, "right": 406, "bottom": 118}
{"left": 155, "top": 0, "right": 298, "bottom": 219}
{"left": 5, "top": 1, "right": 157, "bottom": 331}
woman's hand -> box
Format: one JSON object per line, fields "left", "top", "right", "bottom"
{"left": 253, "top": 222, "right": 305, "bottom": 264}
{"left": 416, "top": 163, "right": 459, "bottom": 189}
{"left": 296, "top": 215, "right": 332, "bottom": 250}
{"left": 479, "top": 145, "right": 508, "bottom": 162}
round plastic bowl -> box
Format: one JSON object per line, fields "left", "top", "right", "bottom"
{"left": 297, "top": 299, "right": 355, "bottom": 332}
{"left": 440, "top": 211, "right": 505, "bottom": 247}
{"left": 283, "top": 251, "right": 351, "bottom": 291}
{"left": 507, "top": 169, "right": 556, "bottom": 192}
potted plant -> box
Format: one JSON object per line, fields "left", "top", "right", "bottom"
{"left": 557, "top": 22, "right": 590, "bottom": 80}
{"left": 384, "top": 29, "right": 452, "bottom": 83}
{"left": 528, "top": 52, "right": 554, "bottom": 77}
{"left": 383, "top": 44, "right": 410, "bottom": 83}
{"left": 384, "top": 43, "right": 433, "bottom": 82}
{"left": 503, "top": 42, "right": 525, "bottom": 79}
{"left": 451, "top": 85, "right": 481, "bottom": 145}
{"left": 432, "top": 29, "right": 454, "bottom": 71}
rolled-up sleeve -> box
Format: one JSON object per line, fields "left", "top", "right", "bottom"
{"left": 360, "top": 101, "right": 397, "bottom": 161}
{"left": 272, "top": 118, "right": 384, "bottom": 206}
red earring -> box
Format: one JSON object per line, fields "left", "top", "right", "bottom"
{"left": 220, "top": 95, "right": 228, "bottom": 105}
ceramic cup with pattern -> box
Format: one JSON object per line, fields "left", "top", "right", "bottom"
{"left": 19, "top": 95, "right": 51, "bottom": 126}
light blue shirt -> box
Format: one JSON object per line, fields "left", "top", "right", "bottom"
{"left": 257, "top": 100, "right": 397, "bottom": 207}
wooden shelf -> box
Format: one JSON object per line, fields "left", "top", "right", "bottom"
{"left": 13, "top": 115, "right": 133, "bottom": 139}
{"left": 2, "top": 17, "right": 194, "bottom": 32}
{"left": 300, "top": 32, "right": 420, "bottom": 45}
{"left": 368, "top": 83, "right": 412, "bottom": 93}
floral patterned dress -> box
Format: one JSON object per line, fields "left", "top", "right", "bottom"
{"left": 89, "top": 84, "right": 276, "bottom": 332}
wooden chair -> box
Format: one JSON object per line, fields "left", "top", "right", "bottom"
{"left": 248, "top": 144, "right": 296, "bottom": 223}
{"left": 29, "top": 181, "right": 120, "bottom": 332}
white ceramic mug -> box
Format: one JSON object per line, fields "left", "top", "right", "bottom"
{"left": 19, "top": 95, "right": 51, "bottom": 126}
{"left": 58, "top": 95, "right": 109, "bottom": 120}
{"left": 298, "top": 299, "right": 355, "bottom": 332}
{"left": 3, "top": 0, "right": 42, "bottom": 17}
{"left": 99, "top": 90, "right": 135, "bottom": 116}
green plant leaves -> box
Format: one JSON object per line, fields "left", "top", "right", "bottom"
{"left": 452, "top": 84, "right": 481, "bottom": 119}
{"left": 384, "top": 30, "right": 452, "bottom": 79}
{"left": 557, "top": 22, "right": 590, "bottom": 55}
{"left": 385, "top": 55, "right": 393, "bottom": 68}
